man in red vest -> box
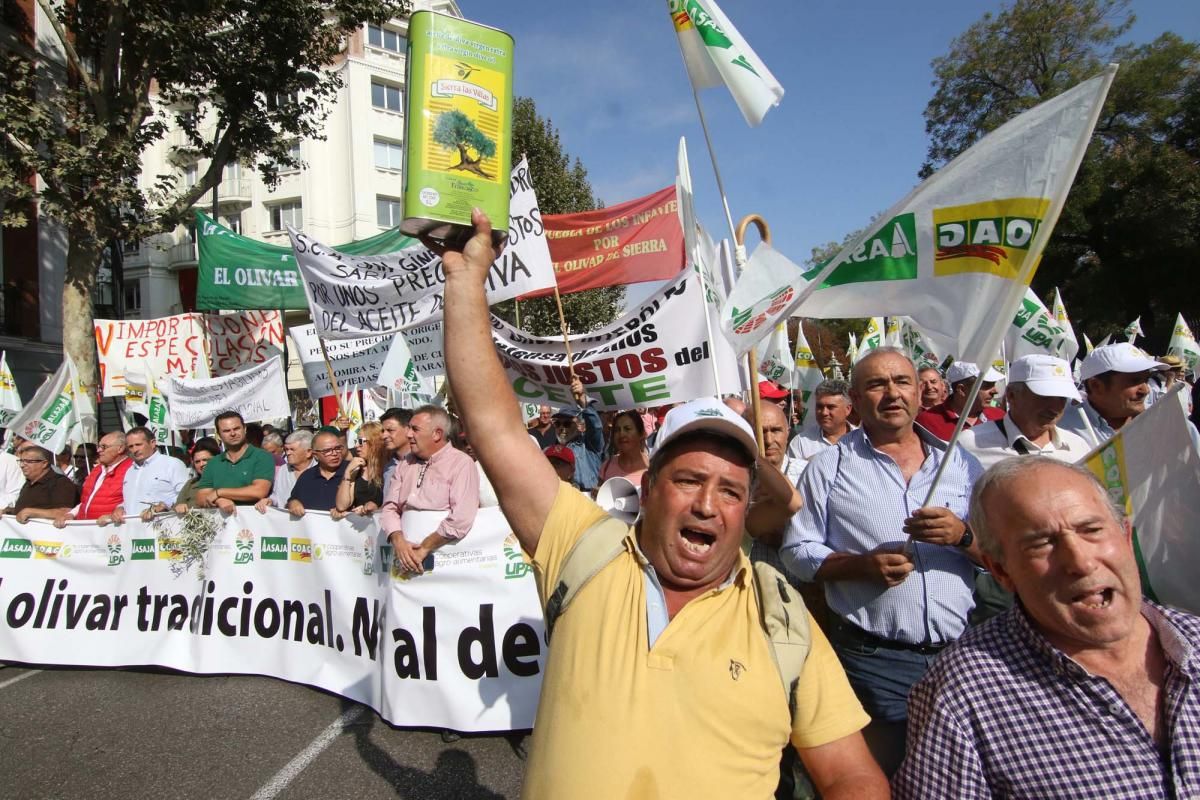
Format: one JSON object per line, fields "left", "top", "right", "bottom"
{"left": 19, "top": 432, "right": 132, "bottom": 526}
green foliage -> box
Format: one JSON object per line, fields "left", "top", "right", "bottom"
{"left": 432, "top": 109, "right": 496, "bottom": 177}
{"left": 922, "top": 0, "right": 1200, "bottom": 352}
{"left": 493, "top": 96, "right": 623, "bottom": 336}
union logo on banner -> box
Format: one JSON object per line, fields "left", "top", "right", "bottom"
{"left": 933, "top": 198, "right": 1050, "bottom": 279}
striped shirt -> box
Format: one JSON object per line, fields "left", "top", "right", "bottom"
{"left": 893, "top": 601, "right": 1200, "bottom": 799}
{"left": 781, "top": 427, "right": 983, "bottom": 645}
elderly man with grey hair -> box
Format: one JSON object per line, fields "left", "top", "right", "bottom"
{"left": 894, "top": 457, "right": 1200, "bottom": 799}
{"left": 257, "top": 429, "right": 315, "bottom": 512}
{"left": 787, "top": 379, "right": 856, "bottom": 463}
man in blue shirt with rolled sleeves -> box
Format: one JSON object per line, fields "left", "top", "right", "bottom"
{"left": 108, "top": 426, "right": 189, "bottom": 524}
{"left": 550, "top": 377, "right": 604, "bottom": 493}
{"left": 782, "top": 347, "right": 984, "bottom": 777}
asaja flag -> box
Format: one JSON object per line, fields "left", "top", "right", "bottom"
{"left": 0, "top": 352, "right": 23, "bottom": 429}
{"left": 1051, "top": 287, "right": 1079, "bottom": 359}
{"left": 858, "top": 317, "right": 886, "bottom": 360}
{"left": 721, "top": 66, "right": 1116, "bottom": 364}
{"left": 1124, "top": 316, "right": 1144, "bottom": 343}
{"left": 1006, "top": 288, "right": 1079, "bottom": 363}
{"left": 668, "top": 0, "right": 784, "bottom": 126}
{"left": 1083, "top": 386, "right": 1200, "bottom": 615}
{"left": 758, "top": 323, "right": 793, "bottom": 387}
{"left": 1168, "top": 313, "right": 1199, "bottom": 371}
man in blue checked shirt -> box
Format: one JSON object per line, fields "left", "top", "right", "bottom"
{"left": 782, "top": 347, "right": 984, "bottom": 776}
{"left": 894, "top": 458, "right": 1200, "bottom": 799}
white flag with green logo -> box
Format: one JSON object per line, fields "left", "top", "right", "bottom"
{"left": 899, "top": 318, "right": 943, "bottom": 368}
{"left": 1168, "top": 313, "right": 1199, "bottom": 371}
{"left": 1005, "top": 288, "right": 1079, "bottom": 363}
{"left": 1083, "top": 386, "right": 1200, "bottom": 615}
{"left": 668, "top": 0, "right": 784, "bottom": 126}
{"left": 884, "top": 317, "right": 903, "bottom": 347}
{"left": 144, "top": 367, "right": 173, "bottom": 446}
{"left": 790, "top": 323, "right": 824, "bottom": 420}
{"left": 1124, "top": 316, "right": 1144, "bottom": 343}
{"left": 0, "top": 352, "right": 23, "bottom": 429}
{"left": 1051, "top": 288, "right": 1079, "bottom": 357}
{"left": 721, "top": 67, "right": 1116, "bottom": 367}
{"left": 758, "top": 323, "right": 793, "bottom": 387}
{"left": 6, "top": 356, "right": 92, "bottom": 452}
{"left": 857, "top": 317, "right": 886, "bottom": 360}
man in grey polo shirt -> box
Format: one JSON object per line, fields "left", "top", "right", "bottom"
{"left": 960, "top": 355, "right": 1092, "bottom": 470}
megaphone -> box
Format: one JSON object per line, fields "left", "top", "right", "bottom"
{"left": 596, "top": 476, "right": 641, "bottom": 524}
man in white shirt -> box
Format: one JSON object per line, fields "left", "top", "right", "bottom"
{"left": 788, "top": 379, "right": 855, "bottom": 462}
{"left": 257, "top": 430, "right": 315, "bottom": 512}
{"left": 108, "top": 427, "right": 190, "bottom": 524}
{"left": 960, "top": 355, "right": 1092, "bottom": 470}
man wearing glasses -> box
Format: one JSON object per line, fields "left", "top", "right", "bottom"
{"left": 285, "top": 430, "right": 348, "bottom": 515}
{"left": 20, "top": 431, "right": 131, "bottom": 526}
{"left": 193, "top": 411, "right": 275, "bottom": 512}
{"left": 379, "top": 404, "right": 478, "bottom": 575}
{"left": 0, "top": 445, "right": 79, "bottom": 520}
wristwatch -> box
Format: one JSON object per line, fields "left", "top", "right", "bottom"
{"left": 957, "top": 526, "right": 975, "bottom": 549}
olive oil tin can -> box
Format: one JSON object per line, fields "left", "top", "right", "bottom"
{"left": 401, "top": 11, "right": 514, "bottom": 248}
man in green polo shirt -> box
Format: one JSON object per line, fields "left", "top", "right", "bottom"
{"left": 194, "top": 411, "right": 275, "bottom": 511}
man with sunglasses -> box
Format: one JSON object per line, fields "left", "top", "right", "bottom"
{"left": 0, "top": 445, "right": 78, "bottom": 519}
{"left": 379, "top": 404, "right": 478, "bottom": 576}
{"left": 285, "top": 430, "right": 347, "bottom": 516}
{"left": 550, "top": 377, "right": 604, "bottom": 493}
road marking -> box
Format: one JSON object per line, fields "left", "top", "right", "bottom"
{"left": 249, "top": 705, "right": 366, "bottom": 800}
{"left": 0, "top": 670, "right": 39, "bottom": 690}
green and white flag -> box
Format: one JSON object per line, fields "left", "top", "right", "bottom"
{"left": 7, "top": 356, "right": 93, "bottom": 451}
{"left": 144, "top": 367, "right": 173, "bottom": 446}
{"left": 668, "top": 0, "right": 784, "bottom": 127}
{"left": 758, "top": 323, "right": 793, "bottom": 387}
{"left": 885, "top": 317, "right": 903, "bottom": 347}
{"left": 900, "top": 318, "right": 942, "bottom": 368}
{"left": 0, "top": 352, "right": 23, "bottom": 429}
{"left": 1051, "top": 287, "right": 1079, "bottom": 358}
{"left": 1168, "top": 313, "right": 1200, "bottom": 371}
{"left": 1124, "top": 316, "right": 1144, "bottom": 343}
{"left": 1006, "top": 288, "right": 1079, "bottom": 363}
{"left": 858, "top": 317, "right": 886, "bottom": 360}
{"left": 790, "top": 323, "right": 824, "bottom": 422}
{"left": 1084, "top": 386, "right": 1200, "bottom": 615}
{"left": 721, "top": 67, "right": 1116, "bottom": 368}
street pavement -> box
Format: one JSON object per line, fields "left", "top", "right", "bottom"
{"left": 0, "top": 662, "right": 527, "bottom": 799}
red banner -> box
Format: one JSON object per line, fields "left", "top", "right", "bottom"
{"left": 523, "top": 185, "right": 685, "bottom": 298}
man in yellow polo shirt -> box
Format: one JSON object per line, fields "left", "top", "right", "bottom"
{"left": 436, "top": 209, "right": 886, "bottom": 799}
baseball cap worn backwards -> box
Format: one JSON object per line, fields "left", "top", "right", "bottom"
{"left": 651, "top": 398, "right": 758, "bottom": 462}
{"left": 1080, "top": 343, "right": 1168, "bottom": 381}
{"left": 1008, "top": 355, "right": 1081, "bottom": 401}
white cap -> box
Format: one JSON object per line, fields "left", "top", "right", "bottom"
{"left": 1008, "top": 354, "right": 1081, "bottom": 401}
{"left": 651, "top": 397, "right": 758, "bottom": 462}
{"left": 946, "top": 361, "right": 1004, "bottom": 385}
{"left": 1079, "top": 342, "right": 1167, "bottom": 382}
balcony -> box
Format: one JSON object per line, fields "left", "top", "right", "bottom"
{"left": 169, "top": 241, "right": 198, "bottom": 267}
{"left": 194, "top": 177, "right": 253, "bottom": 208}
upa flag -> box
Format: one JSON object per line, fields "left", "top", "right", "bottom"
{"left": 1083, "top": 386, "right": 1200, "bottom": 615}
{"left": 6, "top": 356, "right": 91, "bottom": 451}
{"left": 668, "top": 0, "right": 784, "bottom": 126}
{"left": 758, "top": 323, "right": 793, "bottom": 387}
{"left": 1124, "top": 316, "right": 1144, "bottom": 343}
{"left": 144, "top": 368, "right": 173, "bottom": 446}
{"left": 1168, "top": 313, "right": 1200, "bottom": 371}
{"left": 1006, "top": 288, "right": 1079, "bottom": 363}
{"left": 0, "top": 352, "right": 22, "bottom": 429}
{"left": 721, "top": 66, "right": 1116, "bottom": 366}
{"left": 858, "top": 317, "right": 886, "bottom": 360}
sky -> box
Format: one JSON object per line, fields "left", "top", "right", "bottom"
{"left": 461, "top": 0, "right": 1200, "bottom": 276}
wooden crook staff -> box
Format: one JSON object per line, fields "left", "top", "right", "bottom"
{"left": 736, "top": 214, "right": 773, "bottom": 456}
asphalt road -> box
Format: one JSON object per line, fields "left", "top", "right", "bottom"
{"left": 0, "top": 662, "right": 528, "bottom": 799}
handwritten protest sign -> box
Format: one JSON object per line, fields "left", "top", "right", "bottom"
{"left": 161, "top": 357, "right": 289, "bottom": 428}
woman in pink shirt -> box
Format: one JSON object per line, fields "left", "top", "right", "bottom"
{"left": 599, "top": 410, "right": 649, "bottom": 485}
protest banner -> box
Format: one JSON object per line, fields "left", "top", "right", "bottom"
{"left": 162, "top": 357, "right": 289, "bottom": 429}
{"left": 520, "top": 185, "right": 684, "bottom": 299}
{"left": 490, "top": 273, "right": 741, "bottom": 410}
{"left": 1083, "top": 386, "right": 1200, "bottom": 615}
{"left": 195, "top": 212, "right": 417, "bottom": 311}
{"left": 0, "top": 506, "right": 544, "bottom": 731}
{"left": 721, "top": 67, "right": 1116, "bottom": 369}
{"left": 0, "top": 352, "right": 23, "bottom": 429}
{"left": 292, "top": 157, "right": 556, "bottom": 340}
{"left": 288, "top": 325, "right": 423, "bottom": 400}
{"left": 6, "top": 357, "right": 94, "bottom": 451}
{"left": 94, "top": 310, "right": 283, "bottom": 396}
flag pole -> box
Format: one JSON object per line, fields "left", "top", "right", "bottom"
{"left": 736, "top": 214, "right": 771, "bottom": 454}
{"left": 551, "top": 285, "right": 578, "bottom": 381}
{"left": 689, "top": 87, "right": 740, "bottom": 254}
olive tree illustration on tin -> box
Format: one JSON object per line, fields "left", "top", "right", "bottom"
{"left": 432, "top": 109, "right": 495, "bottom": 179}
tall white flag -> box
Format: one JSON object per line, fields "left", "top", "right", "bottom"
{"left": 1168, "top": 313, "right": 1200, "bottom": 372}
{"left": 791, "top": 323, "right": 825, "bottom": 423}
{"left": 0, "top": 352, "right": 23, "bottom": 429}
{"left": 1124, "top": 316, "right": 1144, "bottom": 343}
{"left": 758, "top": 323, "right": 793, "bottom": 387}
{"left": 668, "top": 0, "right": 784, "bottom": 126}
{"left": 1051, "top": 287, "right": 1079, "bottom": 358}
{"left": 1005, "top": 288, "right": 1079, "bottom": 363}
{"left": 6, "top": 357, "right": 92, "bottom": 451}
{"left": 858, "top": 317, "right": 886, "bottom": 360}
{"left": 721, "top": 66, "right": 1117, "bottom": 369}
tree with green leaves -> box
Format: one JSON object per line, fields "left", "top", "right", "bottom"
{"left": 0, "top": 0, "right": 406, "bottom": 393}
{"left": 921, "top": 0, "right": 1200, "bottom": 349}
{"left": 493, "top": 96, "right": 623, "bottom": 336}
{"left": 432, "top": 109, "right": 496, "bottom": 179}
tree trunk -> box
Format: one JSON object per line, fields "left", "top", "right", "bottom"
{"left": 63, "top": 227, "right": 101, "bottom": 400}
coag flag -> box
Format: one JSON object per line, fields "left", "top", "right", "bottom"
{"left": 791, "top": 323, "right": 824, "bottom": 422}
{"left": 1051, "top": 287, "right": 1079, "bottom": 358}
{"left": 667, "top": 0, "right": 784, "bottom": 126}
{"left": 0, "top": 352, "right": 23, "bottom": 429}
{"left": 1168, "top": 314, "right": 1199, "bottom": 372}
{"left": 721, "top": 66, "right": 1117, "bottom": 368}
{"left": 1124, "top": 316, "right": 1144, "bottom": 343}
{"left": 1083, "top": 386, "right": 1200, "bottom": 615}
{"left": 858, "top": 317, "right": 885, "bottom": 360}
{"left": 758, "top": 323, "right": 793, "bottom": 387}
{"left": 1006, "top": 288, "right": 1079, "bottom": 363}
